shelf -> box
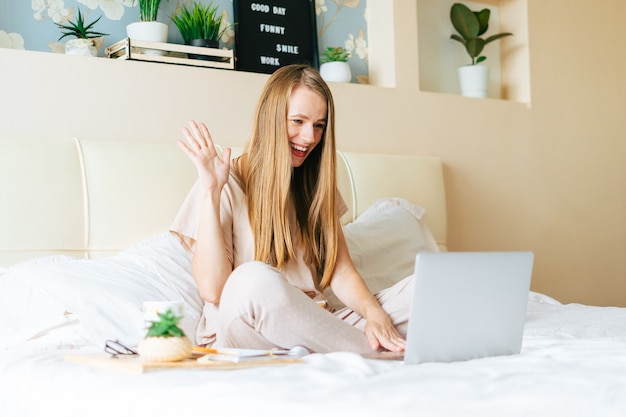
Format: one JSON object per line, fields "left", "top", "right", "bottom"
{"left": 105, "top": 38, "right": 234, "bottom": 70}
{"left": 416, "top": 0, "right": 530, "bottom": 104}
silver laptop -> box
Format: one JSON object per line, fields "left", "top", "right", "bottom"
{"left": 401, "top": 251, "right": 533, "bottom": 364}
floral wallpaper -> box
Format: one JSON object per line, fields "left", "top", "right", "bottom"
{"left": 0, "top": 0, "right": 368, "bottom": 83}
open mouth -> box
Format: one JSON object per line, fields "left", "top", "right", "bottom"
{"left": 290, "top": 143, "right": 308, "bottom": 157}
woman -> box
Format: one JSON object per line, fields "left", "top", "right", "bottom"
{"left": 171, "top": 64, "right": 411, "bottom": 354}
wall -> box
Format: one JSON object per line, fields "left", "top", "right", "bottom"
{"left": 0, "top": 0, "right": 369, "bottom": 83}
{"left": 0, "top": 0, "right": 624, "bottom": 307}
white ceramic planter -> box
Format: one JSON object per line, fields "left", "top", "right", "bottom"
{"left": 64, "top": 39, "right": 97, "bottom": 57}
{"left": 126, "top": 21, "right": 168, "bottom": 55}
{"left": 457, "top": 65, "right": 489, "bottom": 98}
{"left": 319, "top": 62, "right": 352, "bottom": 83}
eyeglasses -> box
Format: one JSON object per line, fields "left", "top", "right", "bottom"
{"left": 104, "top": 339, "right": 138, "bottom": 359}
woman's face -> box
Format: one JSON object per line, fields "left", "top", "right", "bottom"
{"left": 286, "top": 85, "right": 328, "bottom": 168}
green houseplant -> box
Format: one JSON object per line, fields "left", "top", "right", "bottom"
{"left": 55, "top": 8, "right": 108, "bottom": 57}
{"left": 319, "top": 46, "right": 350, "bottom": 64}
{"left": 450, "top": 2, "right": 512, "bottom": 65}
{"left": 127, "top": 0, "right": 168, "bottom": 53}
{"left": 138, "top": 308, "right": 192, "bottom": 362}
{"left": 171, "top": 1, "right": 229, "bottom": 59}
{"left": 449, "top": 2, "right": 513, "bottom": 98}
{"left": 136, "top": 0, "right": 163, "bottom": 22}
{"left": 171, "top": 1, "right": 228, "bottom": 45}
{"left": 319, "top": 46, "right": 352, "bottom": 83}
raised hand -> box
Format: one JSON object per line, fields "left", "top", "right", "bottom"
{"left": 178, "top": 120, "right": 231, "bottom": 192}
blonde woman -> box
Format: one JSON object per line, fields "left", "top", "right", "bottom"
{"left": 171, "top": 64, "right": 410, "bottom": 354}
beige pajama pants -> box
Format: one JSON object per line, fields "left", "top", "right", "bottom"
{"left": 215, "top": 261, "right": 414, "bottom": 354}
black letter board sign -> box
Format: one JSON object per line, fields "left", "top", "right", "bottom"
{"left": 233, "top": 0, "right": 319, "bottom": 74}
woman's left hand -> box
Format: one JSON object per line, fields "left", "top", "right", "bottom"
{"left": 363, "top": 311, "right": 406, "bottom": 352}
{"left": 330, "top": 226, "right": 406, "bottom": 353}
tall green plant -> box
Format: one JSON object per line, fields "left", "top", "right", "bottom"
{"left": 450, "top": 2, "right": 512, "bottom": 65}
{"left": 135, "top": 0, "right": 163, "bottom": 22}
{"left": 171, "top": 1, "right": 228, "bottom": 43}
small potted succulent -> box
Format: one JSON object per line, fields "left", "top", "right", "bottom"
{"left": 171, "top": 1, "right": 230, "bottom": 60}
{"left": 137, "top": 308, "right": 192, "bottom": 362}
{"left": 55, "top": 8, "right": 108, "bottom": 57}
{"left": 126, "top": 0, "right": 168, "bottom": 53}
{"left": 319, "top": 46, "right": 352, "bottom": 83}
{"left": 450, "top": 2, "right": 513, "bottom": 98}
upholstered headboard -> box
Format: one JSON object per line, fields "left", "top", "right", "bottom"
{"left": 0, "top": 137, "right": 447, "bottom": 268}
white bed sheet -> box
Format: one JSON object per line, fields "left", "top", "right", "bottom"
{"left": 1, "top": 198, "right": 625, "bottom": 416}
{"left": 2, "top": 296, "right": 626, "bottom": 417}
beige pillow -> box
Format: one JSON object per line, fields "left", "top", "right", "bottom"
{"left": 325, "top": 198, "right": 439, "bottom": 310}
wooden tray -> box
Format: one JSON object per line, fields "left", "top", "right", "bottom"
{"left": 65, "top": 353, "right": 303, "bottom": 374}
{"left": 105, "top": 38, "right": 235, "bottom": 70}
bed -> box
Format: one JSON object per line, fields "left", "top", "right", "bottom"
{"left": 1, "top": 136, "right": 625, "bottom": 417}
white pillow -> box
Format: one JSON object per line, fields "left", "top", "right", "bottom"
{"left": 0, "top": 232, "right": 203, "bottom": 349}
{"left": 326, "top": 198, "right": 439, "bottom": 310}
{"left": 0, "top": 200, "right": 437, "bottom": 348}
{"left": 0, "top": 255, "right": 81, "bottom": 350}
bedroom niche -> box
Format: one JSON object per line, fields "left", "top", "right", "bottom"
{"left": 416, "top": 0, "right": 530, "bottom": 104}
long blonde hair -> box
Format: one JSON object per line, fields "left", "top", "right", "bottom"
{"left": 236, "top": 65, "right": 338, "bottom": 289}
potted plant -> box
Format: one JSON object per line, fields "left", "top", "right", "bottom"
{"left": 171, "top": 1, "right": 229, "bottom": 60}
{"left": 55, "top": 8, "right": 108, "bottom": 57}
{"left": 450, "top": 2, "right": 513, "bottom": 98}
{"left": 126, "top": 0, "right": 168, "bottom": 54}
{"left": 138, "top": 308, "right": 192, "bottom": 362}
{"left": 319, "top": 46, "right": 352, "bottom": 83}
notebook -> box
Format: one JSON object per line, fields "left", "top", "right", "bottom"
{"left": 398, "top": 251, "right": 533, "bottom": 364}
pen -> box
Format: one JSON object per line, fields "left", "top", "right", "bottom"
{"left": 192, "top": 346, "right": 219, "bottom": 354}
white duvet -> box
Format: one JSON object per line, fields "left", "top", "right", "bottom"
{"left": 1, "top": 200, "right": 625, "bottom": 416}
{"left": 1, "top": 297, "right": 626, "bottom": 417}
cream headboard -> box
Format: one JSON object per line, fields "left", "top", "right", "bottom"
{"left": 0, "top": 137, "right": 447, "bottom": 268}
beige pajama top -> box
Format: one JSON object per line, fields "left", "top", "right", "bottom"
{"left": 170, "top": 170, "right": 347, "bottom": 345}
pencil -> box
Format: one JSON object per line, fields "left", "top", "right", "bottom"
{"left": 192, "top": 346, "right": 219, "bottom": 354}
